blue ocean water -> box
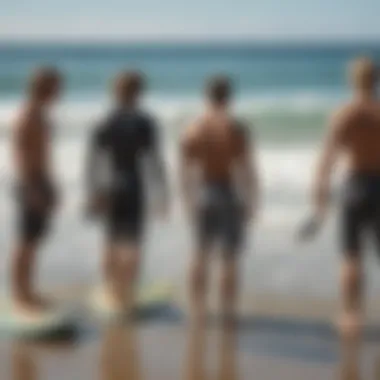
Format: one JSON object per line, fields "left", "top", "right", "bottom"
{"left": 1, "top": 42, "right": 379, "bottom": 98}
{"left": 1, "top": 42, "right": 379, "bottom": 144}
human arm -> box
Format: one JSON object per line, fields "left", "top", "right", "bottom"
{"left": 312, "top": 108, "right": 348, "bottom": 219}
{"left": 141, "top": 117, "right": 170, "bottom": 218}
{"left": 234, "top": 125, "right": 259, "bottom": 222}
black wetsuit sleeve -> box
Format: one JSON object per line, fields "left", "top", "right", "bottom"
{"left": 140, "top": 116, "right": 168, "bottom": 201}
{"left": 141, "top": 115, "right": 159, "bottom": 153}
{"left": 85, "top": 123, "right": 110, "bottom": 198}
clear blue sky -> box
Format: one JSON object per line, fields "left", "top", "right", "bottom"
{"left": 0, "top": 0, "right": 379, "bottom": 41}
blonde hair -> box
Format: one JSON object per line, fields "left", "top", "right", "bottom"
{"left": 349, "top": 57, "right": 378, "bottom": 90}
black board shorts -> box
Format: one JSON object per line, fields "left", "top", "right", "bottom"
{"left": 341, "top": 173, "right": 380, "bottom": 257}
{"left": 194, "top": 181, "right": 245, "bottom": 257}
{"left": 16, "top": 179, "right": 55, "bottom": 243}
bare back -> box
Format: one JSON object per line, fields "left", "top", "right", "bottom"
{"left": 338, "top": 101, "right": 380, "bottom": 173}
{"left": 13, "top": 105, "right": 51, "bottom": 183}
{"left": 182, "top": 114, "right": 247, "bottom": 183}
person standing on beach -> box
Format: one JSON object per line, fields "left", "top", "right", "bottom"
{"left": 312, "top": 57, "right": 380, "bottom": 338}
{"left": 11, "top": 67, "right": 62, "bottom": 317}
{"left": 86, "top": 71, "right": 168, "bottom": 314}
{"left": 179, "top": 76, "right": 259, "bottom": 323}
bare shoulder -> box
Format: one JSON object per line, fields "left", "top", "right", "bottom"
{"left": 330, "top": 102, "right": 361, "bottom": 128}
{"left": 181, "top": 117, "right": 203, "bottom": 146}
{"left": 14, "top": 106, "right": 41, "bottom": 132}
{"left": 14, "top": 108, "right": 31, "bottom": 138}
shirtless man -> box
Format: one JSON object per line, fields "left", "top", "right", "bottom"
{"left": 86, "top": 71, "right": 168, "bottom": 314}
{"left": 312, "top": 57, "right": 380, "bottom": 340}
{"left": 180, "top": 76, "right": 258, "bottom": 323}
{"left": 11, "top": 67, "right": 61, "bottom": 316}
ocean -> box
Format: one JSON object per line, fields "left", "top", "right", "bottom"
{"left": 1, "top": 42, "right": 380, "bottom": 298}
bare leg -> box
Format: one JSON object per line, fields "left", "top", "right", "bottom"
{"left": 338, "top": 256, "right": 362, "bottom": 380}
{"left": 219, "top": 256, "right": 239, "bottom": 326}
{"left": 114, "top": 243, "right": 141, "bottom": 313}
{"left": 11, "top": 240, "right": 45, "bottom": 315}
{"left": 338, "top": 256, "right": 363, "bottom": 339}
{"left": 188, "top": 251, "right": 209, "bottom": 324}
{"left": 102, "top": 241, "right": 119, "bottom": 305}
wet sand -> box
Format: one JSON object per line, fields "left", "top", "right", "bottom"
{"left": 0, "top": 312, "right": 379, "bottom": 380}
{"left": 1, "top": 285, "right": 380, "bottom": 380}
{"left": 0, "top": 324, "right": 333, "bottom": 380}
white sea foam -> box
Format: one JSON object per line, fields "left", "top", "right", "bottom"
{"left": 0, "top": 92, "right": 341, "bottom": 132}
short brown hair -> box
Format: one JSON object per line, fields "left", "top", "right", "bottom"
{"left": 206, "top": 75, "right": 233, "bottom": 104}
{"left": 114, "top": 70, "right": 145, "bottom": 102}
{"left": 349, "top": 57, "right": 378, "bottom": 90}
{"left": 28, "top": 66, "right": 61, "bottom": 99}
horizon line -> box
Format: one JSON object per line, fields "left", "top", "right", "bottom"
{"left": 0, "top": 36, "right": 379, "bottom": 46}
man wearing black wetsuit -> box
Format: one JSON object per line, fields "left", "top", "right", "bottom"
{"left": 86, "top": 71, "right": 168, "bottom": 314}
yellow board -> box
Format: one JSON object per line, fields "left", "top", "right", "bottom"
{"left": 88, "top": 282, "right": 174, "bottom": 321}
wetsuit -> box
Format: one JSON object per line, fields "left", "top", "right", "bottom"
{"left": 87, "top": 107, "right": 160, "bottom": 243}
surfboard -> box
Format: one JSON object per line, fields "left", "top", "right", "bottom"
{"left": 0, "top": 300, "right": 76, "bottom": 339}
{"left": 297, "top": 214, "right": 324, "bottom": 242}
{"left": 88, "top": 282, "right": 174, "bottom": 322}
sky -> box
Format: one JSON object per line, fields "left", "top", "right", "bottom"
{"left": 0, "top": 0, "right": 379, "bottom": 41}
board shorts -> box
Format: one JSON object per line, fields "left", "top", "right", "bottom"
{"left": 341, "top": 173, "right": 380, "bottom": 257}
{"left": 194, "top": 181, "right": 245, "bottom": 258}
{"left": 16, "top": 178, "right": 56, "bottom": 243}
{"left": 105, "top": 176, "right": 145, "bottom": 244}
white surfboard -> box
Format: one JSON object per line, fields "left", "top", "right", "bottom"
{"left": 0, "top": 300, "right": 76, "bottom": 338}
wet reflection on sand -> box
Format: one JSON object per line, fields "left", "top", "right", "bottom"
{"left": 7, "top": 316, "right": 375, "bottom": 380}
{"left": 12, "top": 341, "right": 38, "bottom": 380}
{"left": 184, "top": 321, "right": 239, "bottom": 380}
{"left": 101, "top": 324, "right": 142, "bottom": 380}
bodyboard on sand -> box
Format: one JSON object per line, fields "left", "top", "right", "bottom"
{"left": 88, "top": 282, "right": 174, "bottom": 322}
{"left": 0, "top": 300, "right": 75, "bottom": 339}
